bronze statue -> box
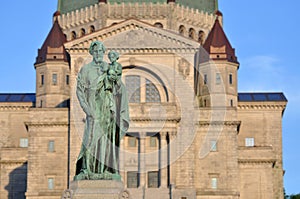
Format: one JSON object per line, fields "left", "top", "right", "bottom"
{"left": 74, "top": 41, "right": 129, "bottom": 180}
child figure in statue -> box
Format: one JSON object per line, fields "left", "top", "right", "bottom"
{"left": 107, "top": 50, "right": 123, "bottom": 92}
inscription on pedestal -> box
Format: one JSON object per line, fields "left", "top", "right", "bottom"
{"left": 62, "top": 180, "right": 130, "bottom": 199}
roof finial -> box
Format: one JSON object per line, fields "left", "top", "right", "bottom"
{"left": 53, "top": 11, "right": 61, "bottom": 22}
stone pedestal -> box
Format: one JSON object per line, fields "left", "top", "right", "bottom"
{"left": 62, "top": 180, "right": 127, "bottom": 199}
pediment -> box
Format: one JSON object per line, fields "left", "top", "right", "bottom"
{"left": 64, "top": 19, "right": 200, "bottom": 53}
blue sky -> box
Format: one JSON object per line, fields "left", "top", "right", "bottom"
{"left": 0, "top": 0, "right": 299, "bottom": 195}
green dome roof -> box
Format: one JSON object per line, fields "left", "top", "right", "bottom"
{"left": 177, "top": 0, "right": 218, "bottom": 13}
{"left": 58, "top": 0, "right": 98, "bottom": 14}
{"left": 58, "top": 0, "right": 218, "bottom": 14}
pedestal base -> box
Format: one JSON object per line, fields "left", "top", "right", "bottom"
{"left": 63, "top": 180, "right": 126, "bottom": 199}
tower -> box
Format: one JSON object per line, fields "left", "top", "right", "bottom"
{"left": 193, "top": 15, "right": 241, "bottom": 198}
{"left": 34, "top": 16, "right": 70, "bottom": 108}
{"left": 196, "top": 15, "right": 239, "bottom": 108}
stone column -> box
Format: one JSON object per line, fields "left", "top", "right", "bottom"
{"left": 160, "top": 132, "right": 168, "bottom": 187}
{"left": 139, "top": 132, "right": 146, "bottom": 188}
{"left": 169, "top": 131, "right": 177, "bottom": 186}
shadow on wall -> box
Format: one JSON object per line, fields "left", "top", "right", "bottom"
{"left": 4, "top": 162, "right": 27, "bottom": 199}
{"left": 56, "top": 99, "right": 70, "bottom": 108}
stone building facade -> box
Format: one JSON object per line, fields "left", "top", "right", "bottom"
{"left": 0, "top": 0, "right": 287, "bottom": 199}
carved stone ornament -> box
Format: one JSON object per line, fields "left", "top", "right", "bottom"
{"left": 119, "top": 189, "right": 131, "bottom": 199}
{"left": 178, "top": 58, "right": 190, "bottom": 79}
{"left": 61, "top": 189, "right": 73, "bottom": 199}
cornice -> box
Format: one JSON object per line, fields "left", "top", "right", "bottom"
{"left": 68, "top": 48, "right": 199, "bottom": 54}
{"left": 195, "top": 121, "right": 241, "bottom": 133}
{"left": 238, "top": 159, "right": 276, "bottom": 165}
{"left": 196, "top": 121, "right": 241, "bottom": 127}
{"left": 238, "top": 146, "right": 273, "bottom": 150}
{"left": 130, "top": 117, "right": 181, "bottom": 123}
{"left": 0, "top": 160, "right": 27, "bottom": 165}
{"left": 25, "top": 121, "right": 69, "bottom": 129}
{"left": 0, "top": 105, "right": 32, "bottom": 111}
{"left": 196, "top": 190, "right": 240, "bottom": 196}
{"left": 238, "top": 104, "right": 286, "bottom": 110}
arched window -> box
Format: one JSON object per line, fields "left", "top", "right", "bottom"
{"left": 189, "top": 28, "right": 196, "bottom": 40}
{"left": 198, "top": 30, "right": 205, "bottom": 44}
{"left": 179, "top": 25, "right": 186, "bottom": 36}
{"left": 125, "top": 75, "right": 141, "bottom": 103}
{"left": 89, "top": 25, "right": 95, "bottom": 33}
{"left": 154, "top": 22, "right": 163, "bottom": 29}
{"left": 71, "top": 31, "right": 76, "bottom": 40}
{"left": 146, "top": 79, "right": 161, "bottom": 102}
{"left": 80, "top": 28, "right": 86, "bottom": 37}
{"left": 125, "top": 75, "right": 162, "bottom": 103}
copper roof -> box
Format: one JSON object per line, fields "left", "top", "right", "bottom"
{"left": 58, "top": 0, "right": 218, "bottom": 14}
{"left": 35, "top": 19, "right": 68, "bottom": 65}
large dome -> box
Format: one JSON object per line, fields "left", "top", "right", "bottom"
{"left": 58, "top": 0, "right": 218, "bottom": 14}
{"left": 58, "top": 0, "right": 98, "bottom": 14}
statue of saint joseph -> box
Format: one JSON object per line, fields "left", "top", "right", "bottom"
{"left": 74, "top": 41, "right": 129, "bottom": 180}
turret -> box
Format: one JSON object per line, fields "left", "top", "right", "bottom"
{"left": 34, "top": 18, "right": 70, "bottom": 108}
{"left": 196, "top": 17, "right": 239, "bottom": 108}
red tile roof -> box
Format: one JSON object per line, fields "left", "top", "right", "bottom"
{"left": 35, "top": 19, "right": 68, "bottom": 65}
{"left": 203, "top": 17, "right": 238, "bottom": 63}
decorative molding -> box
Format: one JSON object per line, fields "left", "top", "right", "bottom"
{"left": 65, "top": 19, "right": 200, "bottom": 54}
{"left": 130, "top": 117, "right": 180, "bottom": 123}
{"left": 25, "top": 121, "right": 68, "bottom": 129}
{"left": 196, "top": 121, "right": 241, "bottom": 127}
{"left": 238, "top": 146, "right": 273, "bottom": 150}
{"left": 196, "top": 190, "right": 240, "bottom": 196}
{"left": 0, "top": 160, "right": 27, "bottom": 165}
{"left": 238, "top": 104, "right": 286, "bottom": 110}
{"left": 0, "top": 105, "right": 32, "bottom": 111}
{"left": 238, "top": 159, "right": 276, "bottom": 165}
{"left": 196, "top": 121, "right": 241, "bottom": 133}
{"left": 68, "top": 48, "right": 198, "bottom": 54}
{"left": 58, "top": 4, "right": 98, "bottom": 29}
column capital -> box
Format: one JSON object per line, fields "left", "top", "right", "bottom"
{"left": 169, "top": 131, "right": 177, "bottom": 140}
{"left": 160, "top": 131, "right": 168, "bottom": 138}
